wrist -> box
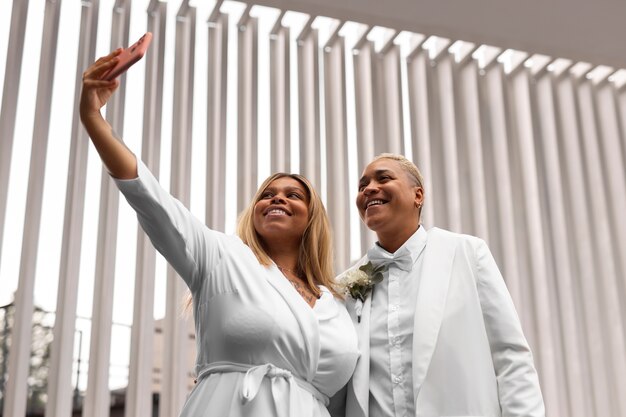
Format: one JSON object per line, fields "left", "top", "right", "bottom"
{"left": 80, "top": 108, "right": 104, "bottom": 125}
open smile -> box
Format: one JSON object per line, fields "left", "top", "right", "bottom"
{"left": 264, "top": 206, "right": 292, "bottom": 216}
{"left": 364, "top": 199, "right": 388, "bottom": 212}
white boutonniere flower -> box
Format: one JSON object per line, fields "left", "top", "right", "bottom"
{"left": 338, "top": 261, "right": 387, "bottom": 322}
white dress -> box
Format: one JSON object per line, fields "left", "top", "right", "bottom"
{"left": 115, "top": 160, "right": 359, "bottom": 417}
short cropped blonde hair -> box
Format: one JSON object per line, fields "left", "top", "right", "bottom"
{"left": 373, "top": 153, "right": 424, "bottom": 189}
{"left": 372, "top": 153, "right": 425, "bottom": 214}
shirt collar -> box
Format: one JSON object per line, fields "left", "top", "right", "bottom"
{"left": 372, "top": 225, "right": 427, "bottom": 267}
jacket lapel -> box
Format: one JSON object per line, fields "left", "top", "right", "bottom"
{"left": 412, "top": 227, "right": 454, "bottom": 400}
{"left": 348, "top": 293, "right": 371, "bottom": 417}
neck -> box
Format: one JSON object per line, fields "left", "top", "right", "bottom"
{"left": 376, "top": 223, "right": 420, "bottom": 253}
{"left": 266, "top": 246, "right": 300, "bottom": 272}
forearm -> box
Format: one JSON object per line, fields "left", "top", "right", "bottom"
{"left": 80, "top": 110, "right": 137, "bottom": 179}
{"left": 79, "top": 49, "right": 136, "bottom": 179}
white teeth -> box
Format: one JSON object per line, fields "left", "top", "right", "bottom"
{"left": 366, "top": 200, "right": 385, "bottom": 208}
{"left": 268, "top": 209, "right": 287, "bottom": 215}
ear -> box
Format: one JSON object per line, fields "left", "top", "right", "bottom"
{"left": 414, "top": 186, "right": 424, "bottom": 208}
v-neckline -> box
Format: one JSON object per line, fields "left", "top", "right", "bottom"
{"left": 285, "top": 275, "right": 321, "bottom": 309}
{"left": 270, "top": 264, "right": 319, "bottom": 309}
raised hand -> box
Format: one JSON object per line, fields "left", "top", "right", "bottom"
{"left": 79, "top": 49, "right": 122, "bottom": 121}
{"left": 78, "top": 49, "right": 137, "bottom": 179}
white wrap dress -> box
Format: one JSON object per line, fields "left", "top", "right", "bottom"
{"left": 115, "top": 160, "right": 359, "bottom": 417}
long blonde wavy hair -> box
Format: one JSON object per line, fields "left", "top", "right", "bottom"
{"left": 237, "top": 173, "right": 339, "bottom": 299}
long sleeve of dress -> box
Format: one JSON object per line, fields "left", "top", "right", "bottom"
{"left": 114, "top": 159, "right": 222, "bottom": 292}
{"left": 474, "top": 239, "right": 545, "bottom": 417}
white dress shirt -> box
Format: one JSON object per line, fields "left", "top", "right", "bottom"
{"left": 368, "top": 226, "right": 427, "bottom": 417}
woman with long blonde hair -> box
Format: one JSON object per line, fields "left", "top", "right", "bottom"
{"left": 80, "top": 50, "right": 358, "bottom": 417}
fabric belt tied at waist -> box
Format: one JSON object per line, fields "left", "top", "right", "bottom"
{"left": 197, "top": 362, "right": 329, "bottom": 417}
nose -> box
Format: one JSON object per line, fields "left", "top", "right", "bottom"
{"left": 361, "top": 182, "right": 379, "bottom": 196}
{"left": 271, "top": 194, "right": 286, "bottom": 204}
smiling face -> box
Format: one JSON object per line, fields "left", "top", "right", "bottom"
{"left": 253, "top": 176, "right": 310, "bottom": 248}
{"left": 356, "top": 158, "right": 423, "bottom": 247}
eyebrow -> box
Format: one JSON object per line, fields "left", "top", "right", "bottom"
{"left": 264, "top": 185, "right": 307, "bottom": 194}
{"left": 359, "top": 169, "right": 393, "bottom": 184}
{"left": 285, "top": 186, "right": 306, "bottom": 193}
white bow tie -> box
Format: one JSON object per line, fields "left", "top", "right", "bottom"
{"left": 367, "top": 245, "right": 413, "bottom": 272}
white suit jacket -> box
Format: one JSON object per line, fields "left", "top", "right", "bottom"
{"left": 331, "top": 227, "right": 545, "bottom": 417}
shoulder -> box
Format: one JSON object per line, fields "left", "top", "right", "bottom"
{"left": 427, "top": 227, "right": 487, "bottom": 257}
{"left": 428, "top": 227, "right": 484, "bottom": 245}
{"left": 196, "top": 229, "right": 259, "bottom": 265}
{"left": 221, "top": 234, "right": 262, "bottom": 262}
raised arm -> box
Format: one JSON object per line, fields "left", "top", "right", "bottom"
{"left": 79, "top": 49, "right": 137, "bottom": 179}
{"left": 80, "top": 52, "right": 225, "bottom": 291}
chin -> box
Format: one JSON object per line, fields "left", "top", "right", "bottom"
{"left": 364, "top": 217, "right": 384, "bottom": 232}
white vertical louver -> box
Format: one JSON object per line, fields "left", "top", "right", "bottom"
{"left": 0, "top": 1, "right": 625, "bottom": 417}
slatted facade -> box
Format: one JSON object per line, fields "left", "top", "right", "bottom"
{"left": 1, "top": 1, "right": 625, "bottom": 416}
